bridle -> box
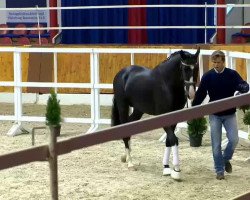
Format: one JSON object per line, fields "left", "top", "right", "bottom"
{"left": 180, "top": 61, "right": 198, "bottom": 107}
{"left": 181, "top": 62, "right": 197, "bottom": 87}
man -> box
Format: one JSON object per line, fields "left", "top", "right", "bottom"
{"left": 192, "top": 50, "right": 249, "bottom": 180}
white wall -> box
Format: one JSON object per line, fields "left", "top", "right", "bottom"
{"left": 57, "top": 0, "right": 61, "bottom": 29}
{"left": 0, "top": 1, "right": 6, "bottom": 24}
{"left": 225, "top": 0, "right": 250, "bottom": 43}
{"left": 243, "top": 0, "right": 250, "bottom": 24}
{"left": 226, "top": 0, "right": 244, "bottom": 43}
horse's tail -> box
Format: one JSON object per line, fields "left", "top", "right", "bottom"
{"left": 111, "top": 96, "right": 120, "bottom": 126}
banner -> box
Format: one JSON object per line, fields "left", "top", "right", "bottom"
{"left": 6, "top": 0, "right": 48, "bottom": 24}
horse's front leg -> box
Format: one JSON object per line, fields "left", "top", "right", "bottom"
{"left": 121, "top": 109, "right": 143, "bottom": 170}
{"left": 121, "top": 137, "right": 136, "bottom": 170}
{"left": 171, "top": 144, "right": 180, "bottom": 180}
{"left": 162, "top": 145, "right": 171, "bottom": 175}
{"left": 163, "top": 126, "right": 181, "bottom": 180}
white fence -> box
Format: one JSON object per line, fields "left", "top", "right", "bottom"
{"left": 0, "top": 47, "right": 250, "bottom": 136}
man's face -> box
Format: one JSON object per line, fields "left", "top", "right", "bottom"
{"left": 212, "top": 57, "right": 225, "bottom": 73}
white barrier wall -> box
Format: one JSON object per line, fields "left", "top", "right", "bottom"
{"left": 0, "top": 93, "right": 113, "bottom": 106}
{"left": 0, "top": 47, "right": 249, "bottom": 137}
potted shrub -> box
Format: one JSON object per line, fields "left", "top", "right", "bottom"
{"left": 187, "top": 117, "right": 208, "bottom": 147}
{"left": 239, "top": 104, "right": 250, "bottom": 140}
{"left": 243, "top": 108, "right": 250, "bottom": 140}
{"left": 45, "top": 89, "right": 62, "bottom": 137}
{"left": 239, "top": 105, "right": 250, "bottom": 114}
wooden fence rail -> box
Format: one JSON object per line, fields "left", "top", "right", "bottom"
{"left": 0, "top": 93, "right": 250, "bottom": 199}
{"left": 0, "top": 93, "right": 249, "bottom": 171}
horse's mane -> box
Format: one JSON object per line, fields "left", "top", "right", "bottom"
{"left": 162, "top": 51, "right": 182, "bottom": 63}
{"left": 162, "top": 50, "right": 194, "bottom": 64}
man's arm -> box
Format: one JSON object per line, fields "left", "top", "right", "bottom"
{"left": 192, "top": 76, "right": 208, "bottom": 106}
{"left": 237, "top": 82, "right": 249, "bottom": 93}
{"left": 234, "top": 71, "right": 249, "bottom": 93}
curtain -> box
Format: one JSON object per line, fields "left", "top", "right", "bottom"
{"left": 61, "top": 0, "right": 128, "bottom": 44}
{"left": 128, "top": 0, "right": 147, "bottom": 44}
{"left": 61, "top": 0, "right": 215, "bottom": 44}
{"left": 147, "top": 0, "right": 215, "bottom": 44}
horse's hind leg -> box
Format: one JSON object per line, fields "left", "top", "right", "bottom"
{"left": 121, "top": 109, "right": 143, "bottom": 170}
{"left": 163, "top": 125, "right": 181, "bottom": 180}
{"left": 116, "top": 101, "right": 130, "bottom": 164}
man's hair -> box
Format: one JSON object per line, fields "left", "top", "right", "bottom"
{"left": 211, "top": 50, "right": 225, "bottom": 62}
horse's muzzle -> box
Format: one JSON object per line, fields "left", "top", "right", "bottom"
{"left": 188, "top": 85, "right": 195, "bottom": 100}
{"left": 184, "top": 81, "right": 196, "bottom": 100}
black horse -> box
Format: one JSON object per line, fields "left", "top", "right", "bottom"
{"left": 111, "top": 48, "right": 200, "bottom": 180}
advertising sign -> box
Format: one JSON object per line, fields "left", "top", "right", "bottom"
{"left": 6, "top": 0, "right": 48, "bottom": 24}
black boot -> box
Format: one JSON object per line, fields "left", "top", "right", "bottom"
{"left": 225, "top": 161, "right": 232, "bottom": 173}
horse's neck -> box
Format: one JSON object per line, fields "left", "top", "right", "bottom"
{"left": 155, "top": 56, "right": 181, "bottom": 78}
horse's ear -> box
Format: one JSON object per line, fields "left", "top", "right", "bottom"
{"left": 195, "top": 47, "right": 200, "bottom": 57}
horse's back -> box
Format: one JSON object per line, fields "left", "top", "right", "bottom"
{"left": 114, "top": 65, "right": 149, "bottom": 80}
{"left": 113, "top": 65, "right": 151, "bottom": 91}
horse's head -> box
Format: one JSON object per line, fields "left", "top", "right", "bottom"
{"left": 179, "top": 47, "right": 200, "bottom": 100}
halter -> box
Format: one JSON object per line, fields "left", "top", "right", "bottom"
{"left": 180, "top": 61, "right": 197, "bottom": 88}
{"left": 180, "top": 61, "right": 198, "bottom": 107}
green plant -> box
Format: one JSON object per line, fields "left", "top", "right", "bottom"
{"left": 239, "top": 104, "right": 250, "bottom": 114}
{"left": 243, "top": 110, "right": 250, "bottom": 126}
{"left": 242, "top": 109, "right": 250, "bottom": 140}
{"left": 45, "top": 90, "right": 61, "bottom": 126}
{"left": 187, "top": 117, "right": 207, "bottom": 137}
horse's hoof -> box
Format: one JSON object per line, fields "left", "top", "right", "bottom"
{"left": 128, "top": 162, "right": 137, "bottom": 170}
{"left": 121, "top": 155, "right": 126, "bottom": 163}
{"left": 163, "top": 167, "right": 171, "bottom": 176}
{"left": 171, "top": 169, "right": 181, "bottom": 181}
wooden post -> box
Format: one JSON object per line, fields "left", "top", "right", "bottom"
{"left": 48, "top": 126, "right": 58, "bottom": 200}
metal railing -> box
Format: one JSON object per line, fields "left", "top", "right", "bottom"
{"left": 0, "top": 4, "right": 250, "bottom": 44}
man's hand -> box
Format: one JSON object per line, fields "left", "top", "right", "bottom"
{"left": 235, "top": 91, "right": 242, "bottom": 96}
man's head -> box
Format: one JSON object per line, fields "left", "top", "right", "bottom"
{"left": 211, "top": 50, "right": 225, "bottom": 73}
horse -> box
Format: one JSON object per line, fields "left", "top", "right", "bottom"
{"left": 111, "top": 48, "right": 200, "bottom": 180}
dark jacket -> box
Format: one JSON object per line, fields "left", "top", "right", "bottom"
{"left": 192, "top": 68, "right": 249, "bottom": 116}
